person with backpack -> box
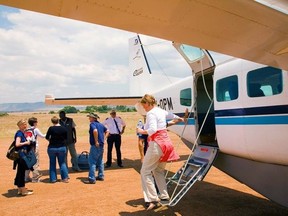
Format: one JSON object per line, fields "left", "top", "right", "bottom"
{"left": 14, "top": 119, "right": 34, "bottom": 196}
{"left": 24, "top": 117, "right": 46, "bottom": 183}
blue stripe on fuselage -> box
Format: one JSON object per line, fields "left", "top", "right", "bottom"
{"left": 215, "top": 105, "right": 288, "bottom": 125}
{"left": 216, "top": 115, "right": 288, "bottom": 125}
{"left": 215, "top": 105, "right": 288, "bottom": 117}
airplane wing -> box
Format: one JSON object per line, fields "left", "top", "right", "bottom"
{"left": 0, "top": 0, "right": 287, "bottom": 71}
{"left": 45, "top": 95, "right": 141, "bottom": 106}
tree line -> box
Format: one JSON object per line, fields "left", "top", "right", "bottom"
{"left": 49, "top": 105, "right": 136, "bottom": 114}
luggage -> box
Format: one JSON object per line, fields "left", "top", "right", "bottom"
{"left": 78, "top": 151, "right": 89, "bottom": 170}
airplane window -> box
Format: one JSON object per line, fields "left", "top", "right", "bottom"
{"left": 180, "top": 88, "right": 192, "bottom": 106}
{"left": 179, "top": 45, "right": 204, "bottom": 63}
{"left": 216, "top": 75, "right": 238, "bottom": 102}
{"left": 247, "top": 66, "right": 282, "bottom": 97}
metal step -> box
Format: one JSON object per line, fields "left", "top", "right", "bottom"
{"left": 164, "top": 145, "right": 218, "bottom": 206}
{"left": 167, "top": 163, "right": 205, "bottom": 206}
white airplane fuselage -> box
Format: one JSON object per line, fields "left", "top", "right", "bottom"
{"left": 154, "top": 58, "right": 288, "bottom": 167}
{"left": 140, "top": 44, "right": 288, "bottom": 207}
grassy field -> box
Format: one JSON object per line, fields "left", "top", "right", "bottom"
{"left": 1, "top": 112, "right": 288, "bottom": 215}
{"left": 0, "top": 111, "right": 141, "bottom": 139}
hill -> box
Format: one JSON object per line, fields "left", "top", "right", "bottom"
{"left": 0, "top": 102, "right": 65, "bottom": 112}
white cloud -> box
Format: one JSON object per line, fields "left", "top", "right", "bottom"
{"left": 0, "top": 7, "right": 192, "bottom": 103}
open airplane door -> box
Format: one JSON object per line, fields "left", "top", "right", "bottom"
{"left": 163, "top": 43, "right": 218, "bottom": 207}
{"left": 173, "top": 42, "right": 216, "bottom": 145}
{"left": 173, "top": 43, "right": 215, "bottom": 74}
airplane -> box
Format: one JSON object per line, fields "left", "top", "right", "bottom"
{"left": 130, "top": 35, "right": 288, "bottom": 207}
{"left": 52, "top": 34, "right": 287, "bottom": 208}
{"left": 1, "top": 0, "right": 288, "bottom": 209}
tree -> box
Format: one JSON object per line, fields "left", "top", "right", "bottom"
{"left": 85, "top": 106, "right": 98, "bottom": 113}
{"left": 85, "top": 105, "right": 108, "bottom": 113}
{"left": 98, "top": 105, "right": 108, "bottom": 113}
{"left": 84, "top": 105, "right": 136, "bottom": 113}
{"left": 60, "top": 106, "right": 78, "bottom": 114}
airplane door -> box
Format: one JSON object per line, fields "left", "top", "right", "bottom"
{"left": 173, "top": 43, "right": 216, "bottom": 145}
{"left": 173, "top": 43, "right": 215, "bottom": 74}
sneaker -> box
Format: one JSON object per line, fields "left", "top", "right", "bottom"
{"left": 83, "top": 179, "right": 96, "bottom": 184}
{"left": 118, "top": 164, "right": 124, "bottom": 168}
{"left": 96, "top": 177, "right": 104, "bottom": 181}
{"left": 105, "top": 165, "right": 111, "bottom": 168}
{"left": 21, "top": 190, "right": 33, "bottom": 196}
{"left": 20, "top": 188, "right": 34, "bottom": 196}
{"left": 25, "top": 177, "right": 32, "bottom": 183}
{"left": 33, "top": 173, "right": 43, "bottom": 179}
{"left": 18, "top": 187, "right": 31, "bottom": 195}
{"left": 31, "top": 178, "right": 41, "bottom": 183}
{"left": 160, "top": 199, "right": 170, "bottom": 205}
{"left": 61, "top": 178, "right": 69, "bottom": 183}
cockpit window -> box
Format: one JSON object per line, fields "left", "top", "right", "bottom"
{"left": 247, "top": 67, "right": 282, "bottom": 97}
{"left": 180, "top": 88, "right": 192, "bottom": 106}
{"left": 216, "top": 75, "right": 238, "bottom": 102}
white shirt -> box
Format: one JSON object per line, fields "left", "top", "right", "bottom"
{"left": 144, "top": 106, "right": 179, "bottom": 136}
{"left": 29, "top": 127, "right": 46, "bottom": 147}
{"left": 103, "top": 116, "right": 126, "bottom": 134}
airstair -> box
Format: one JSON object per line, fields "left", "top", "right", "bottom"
{"left": 164, "top": 144, "right": 218, "bottom": 206}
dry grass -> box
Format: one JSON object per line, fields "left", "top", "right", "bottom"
{"left": 0, "top": 112, "right": 287, "bottom": 215}
{"left": 0, "top": 111, "right": 140, "bottom": 139}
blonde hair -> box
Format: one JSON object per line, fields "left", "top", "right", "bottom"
{"left": 140, "top": 94, "right": 157, "bottom": 106}
{"left": 17, "top": 119, "right": 26, "bottom": 127}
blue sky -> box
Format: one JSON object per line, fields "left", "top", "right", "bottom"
{"left": 0, "top": 5, "right": 230, "bottom": 104}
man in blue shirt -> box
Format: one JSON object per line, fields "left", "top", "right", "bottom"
{"left": 83, "top": 113, "right": 108, "bottom": 184}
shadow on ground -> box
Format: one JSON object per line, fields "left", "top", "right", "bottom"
{"left": 120, "top": 180, "right": 288, "bottom": 216}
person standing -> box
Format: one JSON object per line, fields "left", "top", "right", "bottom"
{"left": 83, "top": 113, "right": 108, "bottom": 184}
{"left": 59, "top": 111, "right": 81, "bottom": 172}
{"left": 137, "top": 118, "right": 148, "bottom": 163}
{"left": 13, "top": 119, "right": 34, "bottom": 196}
{"left": 25, "top": 117, "right": 46, "bottom": 183}
{"left": 103, "top": 109, "right": 126, "bottom": 168}
{"left": 45, "top": 116, "right": 69, "bottom": 183}
{"left": 137, "top": 94, "right": 184, "bottom": 210}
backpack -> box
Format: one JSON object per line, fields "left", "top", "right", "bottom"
{"left": 6, "top": 140, "right": 19, "bottom": 161}
{"left": 25, "top": 128, "right": 37, "bottom": 146}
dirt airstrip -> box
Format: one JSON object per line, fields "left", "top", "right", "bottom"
{"left": 0, "top": 112, "right": 287, "bottom": 216}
